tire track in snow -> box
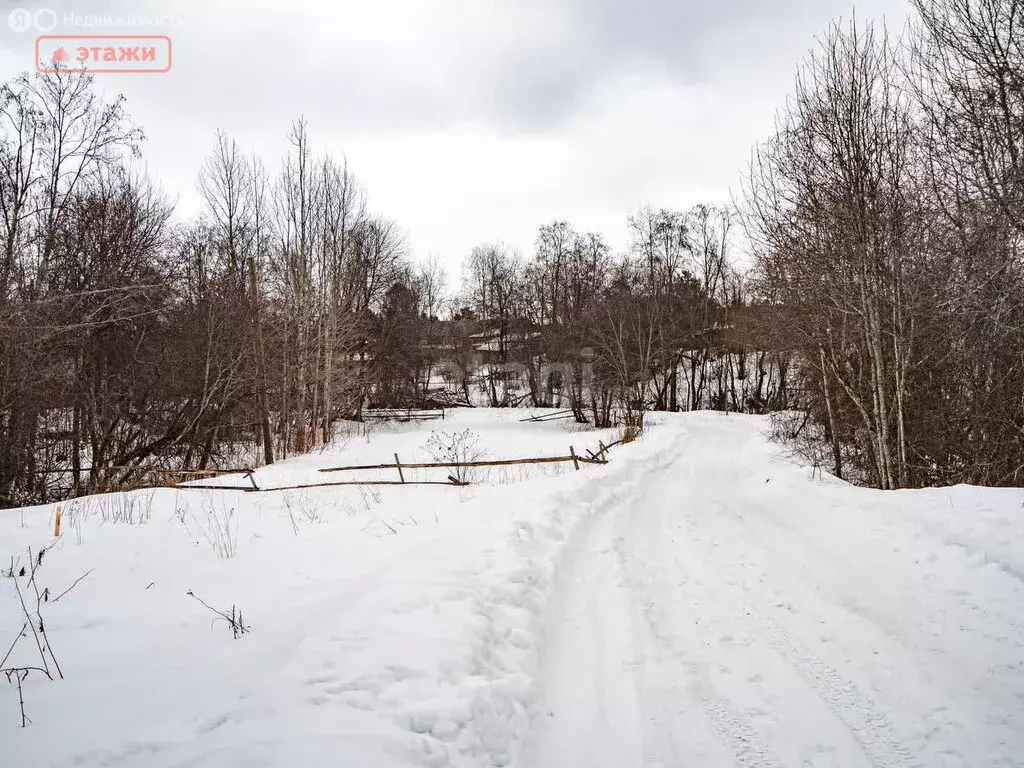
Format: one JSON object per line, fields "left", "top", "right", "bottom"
{"left": 527, "top": 435, "right": 777, "bottom": 768}
{"left": 675, "top": 497, "right": 921, "bottom": 768}
{"left": 529, "top": 415, "right": 1021, "bottom": 768}
{"left": 524, "top": 450, "right": 657, "bottom": 768}
{"left": 533, "top": 419, "right": 914, "bottom": 767}
{"left": 614, "top": 458, "right": 784, "bottom": 768}
{"left": 630, "top": 588, "right": 776, "bottom": 768}
{"left": 721, "top": 470, "right": 1024, "bottom": 765}
{"left": 675, "top": 514, "right": 921, "bottom": 768}
{"left": 660, "top": 424, "right": 922, "bottom": 768}
{"left": 750, "top": 608, "right": 920, "bottom": 768}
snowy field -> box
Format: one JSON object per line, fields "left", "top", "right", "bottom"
{"left": 2, "top": 410, "right": 1023, "bottom": 767}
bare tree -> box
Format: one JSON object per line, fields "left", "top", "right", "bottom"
{"left": 416, "top": 253, "right": 448, "bottom": 321}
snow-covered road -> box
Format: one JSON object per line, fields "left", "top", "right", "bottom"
{"left": 526, "top": 415, "right": 1024, "bottom": 768}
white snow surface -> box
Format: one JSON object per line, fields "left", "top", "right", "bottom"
{"left": 2, "top": 410, "right": 1023, "bottom": 767}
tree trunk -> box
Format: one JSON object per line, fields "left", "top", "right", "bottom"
{"left": 249, "top": 261, "right": 274, "bottom": 465}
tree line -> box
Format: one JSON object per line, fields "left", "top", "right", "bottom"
{"left": 444, "top": 208, "right": 789, "bottom": 427}
{"left": 0, "top": 70, "right": 429, "bottom": 506}
{"left": 746, "top": 0, "right": 1024, "bottom": 488}
{"left": 1, "top": 0, "right": 1020, "bottom": 507}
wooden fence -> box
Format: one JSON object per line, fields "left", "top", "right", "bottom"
{"left": 518, "top": 409, "right": 577, "bottom": 423}
{"left": 363, "top": 408, "right": 445, "bottom": 422}
{"left": 174, "top": 439, "right": 628, "bottom": 493}
{"left": 25, "top": 426, "right": 637, "bottom": 499}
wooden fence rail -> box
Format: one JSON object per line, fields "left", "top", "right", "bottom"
{"left": 317, "top": 452, "right": 606, "bottom": 474}
{"left": 363, "top": 408, "right": 445, "bottom": 422}
{"left": 20, "top": 465, "right": 253, "bottom": 477}
{"left": 26, "top": 431, "right": 641, "bottom": 499}
{"left": 175, "top": 479, "right": 469, "bottom": 493}
{"left": 518, "top": 409, "right": 577, "bottom": 423}
{"left": 175, "top": 441, "right": 617, "bottom": 493}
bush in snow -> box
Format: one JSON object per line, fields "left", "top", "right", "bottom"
{"left": 283, "top": 489, "right": 324, "bottom": 535}
{"left": 186, "top": 590, "right": 250, "bottom": 639}
{"left": 424, "top": 429, "right": 488, "bottom": 484}
{"left": 189, "top": 495, "right": 239, "bottom": 559}
{"left": 95, "top": 490, "right": 154, "bottom": 526}
{"left": 0, "top": 543, "right": 87, "bottom": 726}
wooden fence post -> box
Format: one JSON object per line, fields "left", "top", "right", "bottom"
{"left": 569, "top": 446, "right": 580, "bottom": 471}
{"left": 395, "top": 453, "right": 405, "bottom": 483}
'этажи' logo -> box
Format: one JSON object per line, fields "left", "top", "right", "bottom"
{"left": 36, "top": 35, "right": 172, "bottom": 73}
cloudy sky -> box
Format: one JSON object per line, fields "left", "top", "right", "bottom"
{"left": 1, "top": 0, "right": 910, "bottom": 275}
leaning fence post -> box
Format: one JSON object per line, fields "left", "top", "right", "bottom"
{"left": 245, "top": 470, "right": 260, "bottom": 491}
{"left": 569, "top": 446, "right": 580, "bottom": 471}
{"left": 395, "top": 453, "right": 405, "bottom": 483}
{"left": 598, "top": 440, "right": 607, "bottom": 462}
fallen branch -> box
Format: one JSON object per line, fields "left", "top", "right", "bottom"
{"left": 52, "top": 569, "right": 95, "bottom": 604}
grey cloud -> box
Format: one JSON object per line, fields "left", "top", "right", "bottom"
{"left": 411, "top": 0, "right": 873, "bottom": 133}
{"left": 0, "top": 0, "right": 903, "bottom": 136}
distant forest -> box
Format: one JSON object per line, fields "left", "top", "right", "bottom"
{"left": 1, "top": 0, "right": 1021, "bottom": 506}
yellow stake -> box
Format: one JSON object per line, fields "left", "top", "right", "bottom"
{"left": 54, "top": 504, "right": 62, "bottom": 537}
